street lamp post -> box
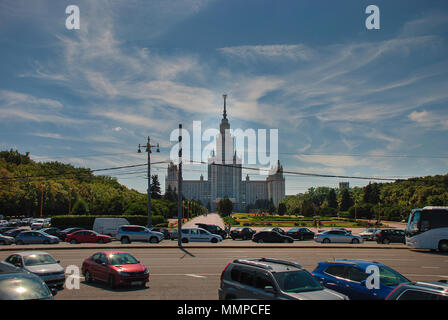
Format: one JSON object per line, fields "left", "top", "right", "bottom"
{"left": 138, "top": 136, "right": 160, "bottom": 228}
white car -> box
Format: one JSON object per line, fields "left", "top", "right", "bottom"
{"left": 31, "top": 219, "right": 47, "bottom": 230}
{"left": 180, "top": 228, "right": 223, "bottom": 244}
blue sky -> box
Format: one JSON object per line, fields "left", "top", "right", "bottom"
{"left": 1, "top": 0, "right": 447, "bottom": 195}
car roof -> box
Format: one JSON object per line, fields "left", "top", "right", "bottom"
{"left": 95, "top": 251, "right": 129, "bottom": 255}
{"left": 233, "top": 258, "right": 303, "bottom": 272}
{"left": 14, "top": 251, "right": 51, "bottom": 257}
{"left": 406, "top": 281, "right": 448, "bottom": 292}
{"left": 320, "top": 259, "right": 384, "bottom": 268}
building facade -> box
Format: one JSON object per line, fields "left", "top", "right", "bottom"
{"left": 165, "top": 96, "right": 285, "bottom": 212}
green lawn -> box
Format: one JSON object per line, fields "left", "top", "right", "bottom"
{"left": 227, "top": 213, "right": 387, "bottom": 228}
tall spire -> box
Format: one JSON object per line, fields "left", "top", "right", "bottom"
{"left": 222, "top": 94, "right": 227, "bottom": 119}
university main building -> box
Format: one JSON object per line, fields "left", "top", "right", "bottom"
{"left": 165, "top": 95, "right": 285, "bottom": 212}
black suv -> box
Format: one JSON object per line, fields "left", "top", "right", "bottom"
{"left": 230, "top": 227, "right": 256, "bottom": 240}
{"left": 195, "top": 223, "right": 228, "bottom": 239}
{"left": 252, "top": 231, "right": 293, "bottom": 243}
{"left": 386, "top": 281, "right": 448, "bottom": 300}
{"left": 219, "top": 258, "right": 347, "bottom": 300}
{"left": 374, "top": 229, "right": 405, "bottom": 244}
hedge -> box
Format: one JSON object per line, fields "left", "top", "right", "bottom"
{"left": 50, "top": 215, "right": 166, "bottom": 229}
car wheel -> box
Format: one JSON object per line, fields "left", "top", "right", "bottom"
{"left": 0, "top": 240, "right": 5, "bottom": 245}
{"left": 108, "top": 275, "right": 116, "bottom": 289}
{"left": 84, "top": 270, "right": 93, "bottom": 283}
{"left": 231, "top": 236, "right": 235, "bottom": 240}
{"left": 299, "top": 235, "right": 304, "bottom": 241}
{"left": 182, "top": 238, "right": 189, "bottom": 244}
{"left": 351, "top": 238, "right": 360, "bottom": 244}
{"left": 121, "top": 237, "right": 130, "bottom": 244}
{"left": 323, "top": 238, "right": 330, "bottom": 243}
{"left": 70, "top": 239, "right": 77, "bottom": 244}
{"left": 43, "top": 239, "right": 49, "bottom": 244}
{"left": 211, "top": 238, "right": 218, "bottom": 243}
{"left": 283, "top": 239, "right": 288, "bottom": 243}
{"left": 16, "top": 240, "right": 24, "bottom": 245}
{"left": 98, "top": 238, "right": 105, "bottom": 244}
{"left": 150, "top": 237, "right": 159, "bottom": 244}
{"left": 257, "top": 239, "right": 264, "bottom": 243}
{"left": 382, "top": 238, "right": 390, "bottom": 244}
{"left": 438, "top": 240, "right": 448, "bottom": 252}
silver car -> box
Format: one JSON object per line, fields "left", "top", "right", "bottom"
{"left": 314, "top": 230, "right": 363, "bottom": 244}
{"left": 219, "top": 258, "right": 348, "bottom": 300}
{"left": 116, "top": 225, "right": 164, "bottom": 244}
{"left": 0, "top": 234, "right": 14, "bottom": 245}
{"left": 3, "top": 251, "right": 65, "bottom": 289}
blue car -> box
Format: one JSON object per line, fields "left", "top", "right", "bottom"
{"left": 312, "top": 260, "right": 410, "bottom": 300}
{"left": 14, "top": 231, "right": 59, "bottom": 245}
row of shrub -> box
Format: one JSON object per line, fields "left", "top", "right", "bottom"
{"left": 50, "top": 215, "right": 167, "bottom": 229}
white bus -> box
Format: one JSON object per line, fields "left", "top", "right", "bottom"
{"left": 405, "top": 206, "right": 448, "bottom": 252}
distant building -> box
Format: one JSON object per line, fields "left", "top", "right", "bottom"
{"left": 165, "top": 95, "right": 285, "bottom": 211}
{"left": 339, "top": 182, "right": 350, "bottom": 189}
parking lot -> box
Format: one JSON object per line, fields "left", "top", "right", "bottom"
{"left": 1, "top": 247, "right": 444, "bottom": 300}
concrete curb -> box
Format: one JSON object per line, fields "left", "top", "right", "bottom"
{"left": 0, "top": 244, "right": 409, "bottom": 252}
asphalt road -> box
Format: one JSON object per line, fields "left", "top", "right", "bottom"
{"left": 1, "top": 247, "right": 446, "bottom": 300}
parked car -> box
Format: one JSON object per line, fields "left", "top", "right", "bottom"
{"left": 14, "top": 231, "right": 60, "bottom": 245}
{"left": 30, "top": 219, "right": 47, "bottom": 230}
{"left": 148, "top": 227, "right": 171, "bottom": 240}
{"left": 0, "top": 220, "right": 9, "bottom": 227}
{"left": 3, "top": 228, "right": 25, "bottom": 238}
{"left": 263, "top": 227, "right": 286, "bottom": 235}
{"left": 252, "top": 231, "right": 293, "bottom": 243}
{"left": 0, "top": 234, "right": 14, "bottom": 245}
{"left": 180, "top": 228, "right": 222, "bottom": 243}
{"left": 374, "top": 229, "right": 406, "bottom": 244}
{"left": 230, "top": 227, "right": 256, "bottom": 240}
{"left": 330, "top": 227, "right": 352, "bottom": 234}
{"left": 0, "top": 262, "right": 55, "bottom": 300}
{"left": 93, "top": 217, "right": 130, "bottom": 237}
{"left": 195, "top": 223, "right": 228, "bottom": 239}
{"left": 385, "top": 281, "right": 448, "bottom": 300}
{"left": 59, "top": 227, "right": 84, "bottom": 241}
{"left": 65, "top": 230, "right": 112, "bottom": 244}
{"left": 117, "top": 225, "right": 164, "bottom": 244}
{"left": 3, "top": 251, "right": 65, "bottom": 290}
{"left": 312, "top": 259, "right": 410, "bottom": 300}
{"left": 359, "top": 228, "right": 379, "bottom": 241}
{"left": 8, "top": 219, "right": 20, "bottom": 227}
{"left": 219, "top": 258, "right": 348, "bottom": 300}
{"left": 286, "top": 228, "right": 315, "bottom": 240}
{"left": 82, "top": 251, "right": 149, "bottom": 288}
{"left": 41, "top": 227, "right": 63, "bottom": 239}
{"left": 314, "top": 230, "right": 363, "bottom": 244}
{"left": 0, "top": 227, "right": 16, "bottom": 234}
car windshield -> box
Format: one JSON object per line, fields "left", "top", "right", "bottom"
{"left": 0, "top": 277, "right": 51, "bottom": 300}
{"left": 108, "top": 253, "right": 139, "bottom": 265}
{"left": 273, "top": 270, "right": 323, "bottom": 293}
{"left": 378, "top": 265, "right": 409, "bottom": 287}
{"left": 23, "top": 254, "right": 57, "bottom": 266}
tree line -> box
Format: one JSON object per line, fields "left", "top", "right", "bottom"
{"left": 0, "top": 150, "right": 205, "bottom": 219}
{"left": 278, "top": 175, "right": 448, "bottom": 221}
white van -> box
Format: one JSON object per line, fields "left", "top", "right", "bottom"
{"left": 93, "top": 218, "right": 130, "bottom": 238}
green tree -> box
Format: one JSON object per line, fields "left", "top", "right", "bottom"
{"left": 340, "top": 188, "right": 354, "bottom": 211}
{"left": 71, "top": 198, "right": 89, "bottom": 215}
{"left": 278, "top": 203, "right": 287, "bottom": 216}
{"left": 217, "top": 198, "right": 233, "bottom": 217}
{"left": 327, "top": 189, "right": 338, "bottom": 209}
{"left": 150, "top": 175, "right": 162, "bottom": 199}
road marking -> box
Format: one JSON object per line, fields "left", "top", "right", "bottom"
{"left": 185, "top": 274, "right": 206, "bottom": 278}
{"left": 421, "top": 266, "right": 440, "bottom": 269}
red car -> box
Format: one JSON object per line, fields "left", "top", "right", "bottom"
{"left": 82, "top": 251, "right": 149, "bottom": 288}
{"left": 65, "top": 230, "right": 111, "bottom": 244}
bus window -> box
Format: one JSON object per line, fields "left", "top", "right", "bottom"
{"left": 406, "top": 211, "right": 421, "bottom": 236}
